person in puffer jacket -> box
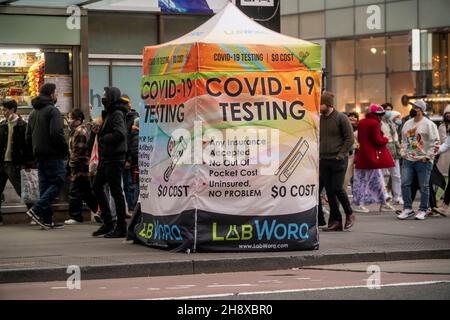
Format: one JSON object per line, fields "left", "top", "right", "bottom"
{"left": 91, "top": 86, "right": 129, "bottom": 238}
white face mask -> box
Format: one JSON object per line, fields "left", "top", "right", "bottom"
{"left": 395, "top": 119, "right": 402, "bottom": 126}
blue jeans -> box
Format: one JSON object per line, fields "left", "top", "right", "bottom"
{"left": 33, "top": 160, "right": 66, "bottom": 223}
{"left": 401, "top": 160, "right": 433, "bottom": 212}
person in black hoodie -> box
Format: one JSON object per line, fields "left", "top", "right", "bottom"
{"left": 91, "top": 87, "right": 128, "bottom": 238}
{"left": 0, "top": 100, "right": 33, "bottom": 224}
{"left": 25, "top": 83, "right": 68, "bottom": 229}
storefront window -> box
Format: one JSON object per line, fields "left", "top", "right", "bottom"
{"left": 89, "top": 64, "right": 108, "bottom": 119}
{"left": 0, "top": 47, "right": 73, "bottom": 119}
{"left": 89, "top": 63, "right": 143, "bottom": 119}
{"left": 387, "top": 72, "right": 415, "bottom": 115}
{"left": 355, "top": 37, "right": 385, "bottom": 74}
{"left": 432, "top": 32, "right": 449, "bottom": 93}
{"left": 332, "top": 76, "right": 355, "bottom": 112}
{"left": 330, "top": 40, "right": 354, "bottom": 75}
{"left": 112, "top": 65, "right": 143, "bottom": 113}
{"left": 356, "top": 73, "right": 386, "bottom": 107}
{"left": 387, "top": 35, "right": 410, "bottom": 73}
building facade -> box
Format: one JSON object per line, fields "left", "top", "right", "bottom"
{"left": 280, "top": 0, "right": 450, "bottom": 117}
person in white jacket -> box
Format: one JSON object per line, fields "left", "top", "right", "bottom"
{"left": 434, "top": 104, "right": 450, "bottom": 216}
{"left": 381, "top": 110, "right": 403, "bottom": 207}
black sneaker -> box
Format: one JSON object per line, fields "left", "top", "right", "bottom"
{"left": 104, "top": 226, "right": 127, "bottom": 238}
{"left": 42, "top": 221, "right": 65, "bottom": 229}
{"left": 26, "top": 209, "right": 46, "bottom": 228}
{"left": 92, "top": 222, "right": 114, "bottom": 237}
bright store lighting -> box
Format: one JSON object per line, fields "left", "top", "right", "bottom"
{"left": 0, "top": 48, "right": 41, "bottom": 54}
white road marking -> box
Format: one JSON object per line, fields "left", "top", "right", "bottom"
{"left": 50, "top": 287, "right": 67, "bottom": 290}
{"left": 166, "top": 285, "right": 197, "bottom": 290}
{"left": 151, "top": 293, "right": 236, "bottom": 300}
{"left": 296, "top": 277, "right": 311, "bottom": 280}
{"left": 207, "top": 284, "right": 255, "bottom": 288}
{"left": 258, "top": 280, "right": 283, "bottom": 284}
{"left": 238, "top": 281, "right": 450, "bottom": 296}
{"left": 145, "top": 281, "right": 450, "bottom": 300}
{"left": 147, "top": 288, "right": 160, "bottom": 291}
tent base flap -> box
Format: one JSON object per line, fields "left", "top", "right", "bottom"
{"left": 131, "top": 206, "right": 319, "bottom": 252}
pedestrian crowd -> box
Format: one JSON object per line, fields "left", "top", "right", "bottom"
{"left": 0, "top": 84, "right": 139, "bottom": 238}
{"left": 1, "top": 85, "right": 449, "bottom": 237}
{"left": 319, "top": 91, "right": 449, "bottom": 231}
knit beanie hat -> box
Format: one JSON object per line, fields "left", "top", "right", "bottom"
{"left": 320, "top": 91, "right": 334, "bottom": 107}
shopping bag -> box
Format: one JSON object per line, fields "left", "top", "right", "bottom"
{"left": 89, "top": 136, "right": 99, "bottom": 175}
{"left": 20, "top": 169, "right": 40, "bottom": 203}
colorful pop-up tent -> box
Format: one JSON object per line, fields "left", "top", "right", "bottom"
{"left": 133, "top": 2, "right": 322, "bottom": 252}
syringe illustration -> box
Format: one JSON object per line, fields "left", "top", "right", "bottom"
{"left": 274, "top": 137, "right": 309, "bottom": 183}
{"left": 164, "top": 136, "right": 188, "bottom": 182}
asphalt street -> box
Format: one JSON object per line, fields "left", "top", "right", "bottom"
{"left": 1, "top": 259, "right": 449, "bottom": 300}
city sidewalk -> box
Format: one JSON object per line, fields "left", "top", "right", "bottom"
{"left": 0, "top": 208, "right": 449, "bottom": 284}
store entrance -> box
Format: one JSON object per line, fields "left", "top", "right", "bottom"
{"left": 1, "top": 46, "right": 76, "bottom": 215}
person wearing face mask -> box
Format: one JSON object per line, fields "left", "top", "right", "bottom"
{"left": 398, "top": 100, "right": 440, "bottom": 220}
{"left": 26, "top": 83, "right": 69, "bottom": 229}
{"left": 64, "top": 109, "right": 99, "bottom": 225}
{"left": 433, "top": 104, "right": 450, "bottom": 217}
{"left": 318, "top": 91, "right": 355, "bottom": 231}
{"left": 343, "top": 112, "right": 366, "bottom": 211}
{"left": 381, "top": 110, "right": 403, "bottom": 207}
{"left": 91, "top": 86, "right": 128, "bottom": 238}
{"left": 0, "top": 100, "right": 33, "bottom": 225}
{"left": 353, "top": 105, "right": 395, "bottom": 213}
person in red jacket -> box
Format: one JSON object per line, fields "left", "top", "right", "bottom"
{"left": 353, "top": 104, "right": 395, "bottom": 211}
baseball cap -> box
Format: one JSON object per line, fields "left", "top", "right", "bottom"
{"left": 409, "top": 100, "right": 427, "bottom": 113}
{"left": 369, "top": 104, "right": 385, "bottom": 115}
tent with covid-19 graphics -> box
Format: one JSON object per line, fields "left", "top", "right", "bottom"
{"left": 132, "top": 2, "right": 322, "bottom": 252}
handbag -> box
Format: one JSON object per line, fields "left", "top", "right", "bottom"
{"left": 20, "top": 169, "right": 40, "bottom": 203}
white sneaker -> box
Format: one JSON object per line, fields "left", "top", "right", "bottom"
{"left": 64, "top": 219, "right": 82, "bottom": 225}
{"left": 393, "top": 198, "right": 404, "bottom": 205}
{"left": 352, "top": 205, "right": 369, "bottom": 213}
{"left": 380, "top": 203, "right": 395, "bottom": 212}
{"left": 322, "top": 207, "right": 330, "bottom": 215}
{"left": 30, "top": 220, "right": 36, "bottom": 225}
{"left": 397, "top": 209, "right": 415, "bottom": 220}
{"left": 415, "top": 210, "right": 427, "bottom": 220}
